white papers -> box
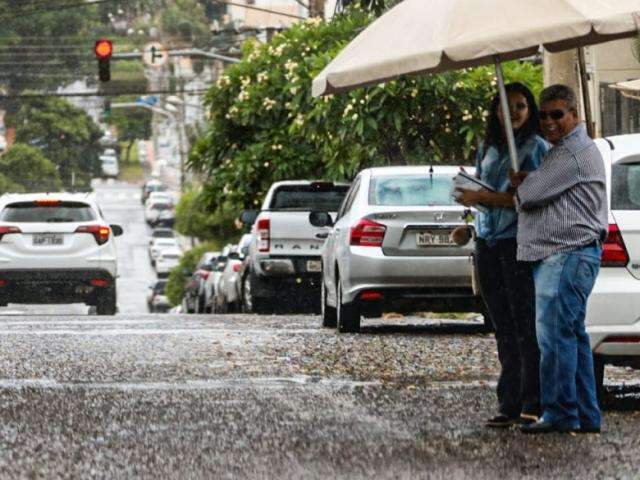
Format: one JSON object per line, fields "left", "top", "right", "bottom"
{"left": 451, "top": 171, "right": 495, "bottom": 212}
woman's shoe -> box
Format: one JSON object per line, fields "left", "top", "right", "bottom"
{"left": 516, "top": 413, "right": 539, "bottom": 425}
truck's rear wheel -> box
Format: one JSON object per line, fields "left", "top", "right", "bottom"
{"left": 243, "top": 271, "right": 273, "bottom": 314}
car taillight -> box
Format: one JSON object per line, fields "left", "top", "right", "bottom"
{"left": 601, "top": 223, "right": 629, "bottom": 267}
{"left": 199, "top": 270, "right": 210, "bottom": 280}
{"left": 350, "top": 218, "right": 386, "bottom": 247}
{"left": 75, "top": 225, "right": 110, "bottom": 245}
{"left": 0, "top": 226, "right": 21, "bottom": 241}
{"left": 232, "top": 263, "right": 241, "bottom": 272}
{"left": 257, "top": 217, "right": 270, "bottom": 252}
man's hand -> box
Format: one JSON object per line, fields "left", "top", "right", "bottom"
{"left": 455, "top": 188, "right": 484, "bottom": 207}
{"left": 509, "top": 169, "right": 528, "bottom": 188}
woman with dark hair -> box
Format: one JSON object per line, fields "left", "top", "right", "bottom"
{"left": 454, "top": 82, "right": 548, "bottom": 428}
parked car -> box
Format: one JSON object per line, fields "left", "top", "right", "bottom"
{"left": 154, "top": 247, "right": 182, "bottom": 277}
{"left": 149, "top": 237, "right": 180, "bottom": 266}
{"left": 149, "top": 227, "right": 175, "bottom": 245}
{"left": 240, "top": 181, "right": 350, "bottom": 314}
{"left": 212, "top": 246, "right": 240, "bottom": 313}
{"left": 310, "top": 165, "right": 481, "bottom": 333}
{"left": 0, "top": 192, "right": 123, "bottom": 314}
{"left": 182, "top": 251, "right": 219, "bottom": 314}
{"left": 144, "top": 200, "right": 175, "bottom": 227}
{"left": 147, "top": 279, "right": 170, "bottom": 313}
{"left": 588, "top": 134, "right": 640, "bottom": 398}
{"left": 141, "top": 180, "right": 167, "bottom": 204}
{"left": 203, "top": 249, "right": 231, "bottom": 313}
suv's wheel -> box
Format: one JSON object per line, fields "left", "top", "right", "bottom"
{"left": 336, "top": 278, "right": 360, "bottom": 333}
{"left": 96, "top": 288, "right": 117, "bottom": 315}
{"left": 321, "top": 280, "right": 337, "bottom": 328}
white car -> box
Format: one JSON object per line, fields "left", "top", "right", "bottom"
{"left": 310, "top": 166, "right": 479, "bottom": 333}
{"left": 149, "top": 237, "right": 180, "bottom": 266}
{"left": 155, "top": 247, "right": 182, "bottom": 277}
{"left": 0, "top": 192, "right": 123, "bottom": 314}
{"left": 100, "top": 155, "right": 119, "bottom": 178}
{"left": 147, "top": 279, "right": 170, "bottom": 313}
{"left": 145, "top": 191, "right": 173, "bottom": 208}
{"left": 588, "top": 134, "right": 640, "bottom": 395}
{"left": 144, "top": 200, "right": 175, "bottom": 227}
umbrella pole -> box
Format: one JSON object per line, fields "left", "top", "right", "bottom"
{"left": 493, "top": 56, "right": 519, "bottom": 172}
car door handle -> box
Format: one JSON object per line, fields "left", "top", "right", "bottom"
{"left": 316, "top": 232, "right": 329, "bottom": 239}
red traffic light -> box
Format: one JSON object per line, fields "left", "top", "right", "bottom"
{"left": 95, "top": 39, "right": 113, "bottom": 59}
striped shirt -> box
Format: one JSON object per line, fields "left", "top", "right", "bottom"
{"left": 515, "top": 124, "right": 608, "bottom": 262}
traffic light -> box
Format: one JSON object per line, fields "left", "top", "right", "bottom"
{"left": 95, "top": 39, "right": 113, "bottom": 82}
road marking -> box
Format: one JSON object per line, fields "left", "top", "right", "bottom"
{"left": 0, "top": 376, "right": 381, "bottom": 391}
{"left": 0, "top": 328, "right": 323, "bottom": 335}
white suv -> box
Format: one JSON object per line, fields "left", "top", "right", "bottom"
{"left": 0, "top": 192, "right": 123, "bottom": 314}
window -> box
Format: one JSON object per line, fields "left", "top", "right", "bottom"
{"left": 0, "top": 202, "right": 96, "bottom": 222}
{"left": 368, "top": 174, "right": 458, "bottom": 206}
{"left": 337, "top": 177, "right": 361, "bottom": 220}
{"left": 611, "top": 155, "right": 640, "bottom": 210}
{"left": 269, "top": 184, "right": 349, "bottom": 211}
{"left": 600, "top": 82, "right": 640, "bottom": 136}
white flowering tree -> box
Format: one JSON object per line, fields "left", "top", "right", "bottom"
{"left": 189, "top": 9, "right": 542, "bottom": 213}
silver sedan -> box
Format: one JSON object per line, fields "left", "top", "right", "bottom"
{"left": 310, "top": 165, "right": 483, "bottom": 333}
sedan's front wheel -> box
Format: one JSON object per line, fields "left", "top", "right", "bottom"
{"left": 336, "top": 278, "right": 360, "bottom": 333}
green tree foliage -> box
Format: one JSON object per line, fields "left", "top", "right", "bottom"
{"left": 174, "top": 189, "right": 241, "bottom": 242}
{"left": 165, "top": 241, "right": 220, "bottom": 306}
{"left": 189, "top": 11, "right": 542, "bottom": 212}
{"left": 112, "top": 103, "right": 152, "bottom": 163}
{"left": 0, "top": 1, "right": 93, "bottom": 94}
{"left": 0, "top": 144, "right": 61, "bottom": 192}
{"left": 6, "top": 97, "right": 103, "bottom": 189}
{"left": 161, "top": 0, "right": 209, "bottom": 42}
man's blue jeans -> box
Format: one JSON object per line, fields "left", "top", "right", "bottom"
{"left": 532, "top": 243, "right": 602, "bottom": 430}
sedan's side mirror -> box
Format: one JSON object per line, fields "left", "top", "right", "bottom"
{"left": 309, "top": 211, "right": 333, "bottom": 228}
{"left": 111, "top": 224, "right": 124, "bottom": 236}
{"left": 240, "top": 210, "right": 258, "bottom": 225}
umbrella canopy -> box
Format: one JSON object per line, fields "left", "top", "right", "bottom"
{"left": 610, "top": 78, "right": 640, "bottom": 100}
{"left": 313, "top": 0, "right": 640, "bottom": 97}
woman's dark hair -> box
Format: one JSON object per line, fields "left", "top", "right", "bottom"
{"left": 482, "top": 82, "right": 540, "bottom": 149}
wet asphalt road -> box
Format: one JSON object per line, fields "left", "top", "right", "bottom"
{"left": 0, "top": 181, "right": 639, "bottom": 478}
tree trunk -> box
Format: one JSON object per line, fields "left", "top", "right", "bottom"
{"left": 125, "top": 139, "right": 134, "bottom": 164}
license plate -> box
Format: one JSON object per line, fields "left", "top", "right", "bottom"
{"left": 306, "top": 260, "right": 322, "bottom": 272}
{"left": 33, "top": 233, "right": 63, "bottom": 246}
{"left": 416, "top": 231, "right": 453, "bottom": 247}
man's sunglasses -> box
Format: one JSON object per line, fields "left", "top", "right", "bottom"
{"left": 539, "top": 109, "right": 568, "bottom": 121}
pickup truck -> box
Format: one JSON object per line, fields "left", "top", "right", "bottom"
{"left": 240, "top": 180, "right": 350, "bottom": 313}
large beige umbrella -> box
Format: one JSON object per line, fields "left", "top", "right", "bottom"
{"left": 312, "top": 0, "right": 640, "bottom": 170}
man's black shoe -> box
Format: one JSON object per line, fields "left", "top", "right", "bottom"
{"left": 485, "top": 413, "right": 517, "bottom": 428}
{"left": 520, "top": 420, "right": 574, "bottom": 434}
{"left": 576, "top": 426, "right": 601, "bottom": 434}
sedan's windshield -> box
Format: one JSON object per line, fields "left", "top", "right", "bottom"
{"left": 369, "top": 174, "right": 457, "bottom": 206}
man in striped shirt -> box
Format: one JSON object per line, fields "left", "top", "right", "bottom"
{"left": 510, "top": 84, "right": 607, "bottom": 434}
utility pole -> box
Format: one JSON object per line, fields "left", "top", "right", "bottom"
{"left": 543, "top": 49, "right": 595, "bottom": 137}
